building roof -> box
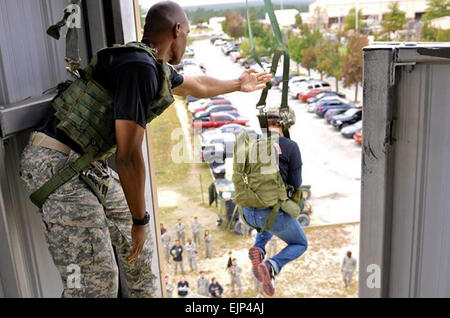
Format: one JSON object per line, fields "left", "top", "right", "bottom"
{"left": 264, "top": 9, "right": 299, "bottom": 27}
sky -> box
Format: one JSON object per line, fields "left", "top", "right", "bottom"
{"left": 139, "top": 0, "right": 248, "bottom": 9}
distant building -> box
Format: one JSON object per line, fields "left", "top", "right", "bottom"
{"left": 430, "top": 16, "right": 450, "bottom": 30}
{"left": 304, "top": 0, "right": 429, "bottom": 28}
{"left": 209, "top": 17, "right": 226, "bottom": 32}
{"left": 264, "top": 9, "right": 300, "bottom": 28}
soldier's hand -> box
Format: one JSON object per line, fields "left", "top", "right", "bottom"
{"left": 238, "top": 69, "right": 271, "bottom": 92}
{"left": 128, "top": 224, "right": 147, "bottom": 261}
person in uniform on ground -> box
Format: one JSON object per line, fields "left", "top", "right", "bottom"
{"left": 161, "top": 228, "right": 172, "bottom": 264}
{"left": 204, "top": 230, "right": 213, "bottom": 259}
{"left": 196, "top": 271, "right": 209, "bottom": 297}
{"left": 175, "top": 219, "right": 186, "bottom": 245}
{"left": 177, "top": 276, "right": 189, "bottom": 298}
{"left": 341, "top": 251, "right": 357, "bottom": 288}
{"left": 170, "top": 240, "right": 184, "bottom": 275}
{"left": 185, "top": 238, "right": 198, "bottom": 272}
{"left": 191, "top": 216, "right": 201, "bottom": 246}
{"left": 19, "top": 0, "right": 270, "bottom": 297}
{"left": 227, "top": 258, "right": 243, "bottom": 296}
{"left": 267, "top": 237, "right": 278, "bottom": 258}
{"left": 165, "top": 274, "right": 174, "bottom": 298}
{"left": 242, "top": 107, "right": 308, "bottom": 297}
{"left": 209, "top": 277, "right": 223, "bottom": 298}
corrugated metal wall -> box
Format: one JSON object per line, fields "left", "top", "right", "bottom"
{"left": 360, "top": 44, "right": 450, "bottom": 298}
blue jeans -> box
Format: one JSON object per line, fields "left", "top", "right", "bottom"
{"left": 243, "top": 207, "right": 308, "bottom": 274}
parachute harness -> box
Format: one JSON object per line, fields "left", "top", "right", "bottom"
{"left": 246, "top": 0, "right": 293, "bottom": 139}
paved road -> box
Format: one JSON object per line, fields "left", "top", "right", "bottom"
{"left": 192, "top": 40, "right": 362, "bottom": 225}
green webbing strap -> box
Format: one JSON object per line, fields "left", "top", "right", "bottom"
{"left": 30, "top": 150, "right": 97, "bottom": 209}
{"left": 261, "top": 202, "right": 281, "bottom": 233}
{"left": 246, "top": 0, "right": 291, "bottom": 125}
{"left": 246, "top": 0, "right": 264, "bottom": 70}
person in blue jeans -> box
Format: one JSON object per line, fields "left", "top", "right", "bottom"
{"left": 242, "top": 110, "right": 308, "bottom": 296}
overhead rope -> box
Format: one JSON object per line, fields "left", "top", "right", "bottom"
{"left": 246, "top": 0, "right": 291, "bottom": 138}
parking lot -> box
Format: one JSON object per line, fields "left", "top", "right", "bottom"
{"left": 191, "top": 39, "right": 362, "bottom": 225}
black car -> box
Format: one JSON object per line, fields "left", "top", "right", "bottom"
{"left": 324, "top": 108, "right": 347, "bottom": 124}
{"left": 194, "top": 105, "right": 238, "bottom": 119}
{"left": 307, "top": 91, "right": 346, "bottom": 104}
{"left": 330, "top": 108, "right": 362, "bottom": 129}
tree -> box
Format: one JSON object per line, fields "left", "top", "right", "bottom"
{"left": 421, "top": 0, "right": 450, "bottom": 41}
{"left": 345, "top": 8, "right": 364, "bottom": 32}
{"left": 295, "top": 13, "right": 303, "bottom": 27}
{"left": 301, "top": 47, "right": 317, "bottom": 76}
{"left": 381, "top": 2, "right": 406, "bottom": 37}
{"left": 422, "top": 0, "right": 450, "bottom": 21}
{"left": 341, "top": 33, "right": 368, "bottom": 103}
{"left": 222, "top": 12, "right": 245, "bottom": 39}
{"left": 288, "top": 36, "right": 303, "bottom": 73}
{"left": 316, "top": 41, "right": 343, "bottom": 92}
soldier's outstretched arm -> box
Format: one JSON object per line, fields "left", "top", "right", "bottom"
{"left": 172, "top": 68, "right": 271, "bottom": 98}
{"left": 115, "top": 119, "right": 147, "bottom": 261}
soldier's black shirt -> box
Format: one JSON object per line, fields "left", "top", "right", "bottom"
{"left": 269, "top": 131, "right": 303, "bottom": 189}
{"left": 38, "top": 48, "right": 184, "bottom": 154}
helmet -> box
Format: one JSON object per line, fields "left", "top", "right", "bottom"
{"left": 265, "top": 106, "right": 296, "bottom": 128}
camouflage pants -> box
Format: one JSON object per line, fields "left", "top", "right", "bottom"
{"left": 193, "top": 232, "right": 201, "bottom": 246}
{"left": 19, "top": 144, "right": 156, "bottom": 298}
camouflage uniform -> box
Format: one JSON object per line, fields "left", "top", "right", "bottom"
{"left": 191, "top": 220, "right": 201, "bottom": 246}
{"left": 185, "top": 241, "right": 198, "bottom": 272}
{"left": 197, "top": 276, "right": 209, "bottom": 297}
{"left": 19, "top": 144, "right": 156, "bottom": 298}
{"left": 166, "top": 281, "right": 174, "bottom": 298}
{"left": 161, "top": 231, "right": 172, "bottom": 264}
{"left": 175, "top": 222, "right": 186, "bottom": 245}
{"left": 227, "top": 264, "right": 243, "bottom": 296}
{"left": 204, "top": 233, "right": 213, "bottom": 259}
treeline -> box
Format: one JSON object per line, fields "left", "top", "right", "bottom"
{"left": 185, "top": 4, "right": 309, "bottom": 25}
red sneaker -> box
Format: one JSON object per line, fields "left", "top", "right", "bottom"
{"left": 248, "top": 247, "right": 264, "bottom": 278}
{"left": 257, "top": 261, "right": 275, "bottom": 297}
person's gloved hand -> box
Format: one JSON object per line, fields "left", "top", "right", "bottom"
{"left": 291, "top": 188, "right": 302, "bottom": 205}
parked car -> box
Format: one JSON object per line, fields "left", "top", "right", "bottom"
{"left": 190, "top": 99, "right": 231, "bottom": 114}
{"left": 307, "top": 101, "right": 319, "bottom": 113}
{"left": 353, "top": 129, "right": 362, "bottom": 145}
{"left": 331, "top": 108, "right": 362, "bottom": 129}
{"left": 306, "top": 91, "right": 346, "bottom": 104}
{"left": 201, "top": 124, "right": 255, "bottom": 140}
{"left": 184, "top": 46, "right": 195, "bottom": 58}
{"left": 192, "top": 112, "right": 248, "bottom": 131}
{"left": 341, "top": 120, "right": 362, "bottom": 139}
{"left": 239, "top": 57, "right": 256, "bottom": 69}
{"left": 288, "top": 76, "right": 314, "bottom": 88}
{"left": 210, "top": 162, "right": 226, "bottom": 179}
{"left": 315, "top": 98, "right": 355, "bottom": 117}
{"left": 214, "top": 39, "right": 227, "bottom": 46}
{"left": 201, "top": 132, "right": 235, "bottom": 153}
{"left": 194, "top": 105, "right": 238, "bottom": 119}
{"left": 222, "top": 43, "right": 239, "bottom": 55}
{"left": 272, "top": 74, "right": 298, "bottom": 87}
{"left": 324, "top": 108, "right": 348, "bottom": 124}
{"left": 230, "top": 51, "right": 241, "bottom": 62}
{"left": 289, "top": 81, "right": 331, "bottom": 99}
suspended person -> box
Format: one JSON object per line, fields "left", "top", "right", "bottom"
{"left": 19, "top": 0, "right": 270, "bottom": 298}
{"left": 235, "top": 107, "right": 308, "bottom": 297}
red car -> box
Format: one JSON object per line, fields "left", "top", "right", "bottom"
{"left": 298, "top": 88, "right": 325, "bottom": 102}
{"left": 354, "top": 130, "right": 362, "bottom": 145}
{"left": 192, "top": 112, "right": 248, "bottom": 131}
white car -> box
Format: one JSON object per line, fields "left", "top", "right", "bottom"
{"left": 201, "top": 133, "right": 236, "bottom": 150}
{"left": 288, "top": 76, "right": 314, "bottom": 87}
{"left": 289, "top": 81, "right": 331, "bottom": 99}
{"left": 214, "top": 39, "right": 227, "bottom": 46}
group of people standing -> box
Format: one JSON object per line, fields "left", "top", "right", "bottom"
{"left": 161, "top": 217, "right": 213, "bottom": 275}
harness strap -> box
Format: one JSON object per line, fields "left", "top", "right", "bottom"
{"left": 29, "top": 150, "right": 97, "bottom": 209}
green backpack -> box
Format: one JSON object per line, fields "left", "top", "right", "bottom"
{"left": 232, "top": 131, "right": 300, "bottom": 232}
